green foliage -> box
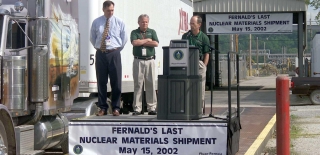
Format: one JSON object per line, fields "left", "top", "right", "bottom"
{"left": 217, "top": 32, "right": 300, "bottom": 54}
{"left": 309, "top": 0, "right": 320, "bottom": 23}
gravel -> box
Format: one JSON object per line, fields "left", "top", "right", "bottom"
{"left": 263, "top": 98, "right": 320, "bottom": 155}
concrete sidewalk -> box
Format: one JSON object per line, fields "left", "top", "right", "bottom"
{"left": 264, "top": 98, "right": 320, "bottom": 155}
{"left": 209, "top": 75, "right": 320, "bottom": 155}
{"left": 237, "top": 76, "right": 278, "bottom": 155}
{"left": 249, "top": 75, "right": 320, "bottom": 155}
{"left": 205, "top": 75, "right": 278, "bottom": 155}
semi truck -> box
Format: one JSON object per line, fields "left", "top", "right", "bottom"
{"left": 291, "top": 32, "right": 320, "bottom": 104}
{"left": 0, "top": 0, "right": 193, "bottom": 154}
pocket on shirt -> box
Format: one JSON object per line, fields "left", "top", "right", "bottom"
{"left": 99, "top": 25, "right": 104, "bottom": 34}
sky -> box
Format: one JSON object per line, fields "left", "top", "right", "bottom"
{"left": 307, "top": 5, "right": 319, "bottom": 24}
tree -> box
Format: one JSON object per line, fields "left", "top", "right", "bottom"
{"left": 308, "top": 0, "right": 320, "bottom": 23}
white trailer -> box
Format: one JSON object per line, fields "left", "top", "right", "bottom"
{"left": 311, "top": 32, "right": 320, "bottom": 77}
{"left": 0, "top": 0, "right": 193, "bottom": 154}
{"left": 78, "top": 0, "right": 193, "bottom": 110}
{"left": 78, "top": 0, "right": 193, "bottom": 92}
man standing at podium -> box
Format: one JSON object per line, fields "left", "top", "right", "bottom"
{"left": 182, "top": 15, "right": 210, "bottom": 111}
{"left": 130, "top": 14, "right": 159, "bottom": 115}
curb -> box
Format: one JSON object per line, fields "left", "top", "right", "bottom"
{"left": 244, "top": 114, "right": 276, "bottom": 155}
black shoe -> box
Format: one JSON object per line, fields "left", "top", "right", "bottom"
{"left": 132, "top": 111, "right": 142, "bottom": 115}
{"left": 148, "top": 111, "right": 157, "bottom": 115}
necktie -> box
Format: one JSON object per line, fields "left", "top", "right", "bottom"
{"left": 100, "top": 18, "right": 110, "bottom": 52}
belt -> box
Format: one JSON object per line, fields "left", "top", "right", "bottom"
{"left": 98, "top": 48, "right": 118, "bottom": 53}
{"left": 134, "top": 56, "right": 154, "bottom": 60}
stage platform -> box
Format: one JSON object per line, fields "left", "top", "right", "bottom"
{"left": 69, "top": 107, "right": 243, "bottom": 155}
{"left": 71, "top": 113, "right": 228, "bottom": 122}
{"left": 66, "top": 106, "right": 275, "bottom": 155}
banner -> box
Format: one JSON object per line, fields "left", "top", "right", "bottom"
{"left": 206, "top": 13, "right": 293, "bottom": 34}
{"left": 69, "top": 122, "right": 228, "bottom": 155}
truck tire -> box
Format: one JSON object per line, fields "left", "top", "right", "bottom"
{"left": 60, "top": 137, "right": 68, "bottom": 154}
{"left": 310, "top": 89, "right": 320, "bottom": 104}
{"left": 0, "top": 119, "right": 8, "bottom": 155}
{"left": 0, "top": 107, "right": 16, "bottom": 155}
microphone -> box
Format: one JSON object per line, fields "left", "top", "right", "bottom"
{"left": 193, "top": 37, "right": 218, "bottom": 53}
{"left": 186, "top": 31, "right": 191, "bottom": 38}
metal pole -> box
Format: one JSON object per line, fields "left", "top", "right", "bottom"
{"left": 249, "top": 34, "right": 252, "bottom": 76}
{"left": 298, "top": 12, "right": 304, "bottom": 77}
{"left": 228, "top": 53, "right": 231, "bottom": 124}
{"left": 236, "top": 54, "right": 240, "bottom": 118}
{"left": 256, "top": 37, "right": 259, "bottom": 76}
{"left": 230, "top": 34, "right": 234, "bottom": 61}
{"left": 230, "top": 34, "right": 234, "bottom": 52}
{"left": 264, "top": 42, "right": 266, "bottom": 67}
{"left": 276, "top": 76, "right": 290, "bottom": 155}
{"left": 282, "top": 46, "right": 284, "bottom": 73}
{"left": 215, "top": 35, "right": 219, "bottom": 87}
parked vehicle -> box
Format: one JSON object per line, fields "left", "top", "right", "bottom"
{"left": 0, "top": 0, "right": 192, "bottom": 154}
{"left": 291, "top": 32, "right": 320, "bottom": 104}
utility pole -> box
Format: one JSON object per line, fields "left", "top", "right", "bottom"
{"left": 235, "top": 34, "right": 238, "bottom": 52}
{"left": 256, "top": 37, "right": 259, "bottom": 76}
{"left": 249, "top": 34, "right": 252, "bottom": 76}
{"left": 264, "top": 41, "right": 266, "bottom": 67}
{"left": 230, "top": 34, "right": 234, "bottom": 52}
{"left": 281, "top": 46, "right": 284, "bottom": 73}
{"left": 229, "top": 34, "right": 234, "bottom": 62}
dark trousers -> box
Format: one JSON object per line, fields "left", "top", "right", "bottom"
{"left": 95, "top": 49, "right": 122, "bottom": 111}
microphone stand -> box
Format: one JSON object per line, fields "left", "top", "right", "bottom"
{"left": 191, "top": 37, "right": 225, "bottom": 120}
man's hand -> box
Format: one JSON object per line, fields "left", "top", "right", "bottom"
{"left": 132, "top": 39, "right": 151, "bottom": 46}
{"left": 203, "top": 53, "right": 209, "bottom": 66}
{"left": 143, "top": 38, "right": 158, "bottom": 47}
{"left": 132, "top": 38, "right": 158, "bottom": 47}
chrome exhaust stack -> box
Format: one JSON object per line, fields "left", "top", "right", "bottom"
{"left": 25, "top": 103, "right": 43, "bottom": 125}
{"left": 34, "top": 113, "right": 68, "bottom": 150}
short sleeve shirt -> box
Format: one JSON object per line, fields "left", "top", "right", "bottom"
{"left": 130, "top": 28, "right": 159, "bottom": 57}
{"left": 181, "top": 31, "right": 210, "bottom": 57}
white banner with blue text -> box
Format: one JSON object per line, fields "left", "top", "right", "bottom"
{"left": 69, "top": 122, "right": 228, "bottom": 155}
{"left": 206, "top": 13, "right": 293, "bottom": 34}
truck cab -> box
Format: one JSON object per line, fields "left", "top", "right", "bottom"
{"left": 0, "top": 1, "right": 80, "bottom": 154}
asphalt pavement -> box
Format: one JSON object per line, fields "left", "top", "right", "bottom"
{"left": 232, "top": 74, "right": 320, "bottom": 155}
{"left": 204, "top": 75, "right": 279, "bottom": 155}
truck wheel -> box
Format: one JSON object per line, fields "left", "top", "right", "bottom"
{"left": 0, "top": 120, "right": 8, "bottom": 155}
{"left": 310, "top": 90, "right": 320, "bottom": 104}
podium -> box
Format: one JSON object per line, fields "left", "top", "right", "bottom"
{"left": 157, "top": 40, "right": 202, "bottom": 120}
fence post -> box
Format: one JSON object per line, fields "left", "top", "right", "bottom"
{"left": 276, "top": 76, "right": 290, "bottom": 155}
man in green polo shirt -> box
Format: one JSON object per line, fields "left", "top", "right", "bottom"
{"left": 130, "top": 14, "right": 159, "bottom": 115}
{"left": 182, "top": 15, "right": 210, "bottom": 112}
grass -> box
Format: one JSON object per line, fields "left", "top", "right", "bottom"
{"left": 290, "top": 114, "right": 302, "bottom": 154}
{"left": 290, "top": 124, "right": 302, "bottom": 139}
{"left": 290, "top": 114, "right": 302, "bottom": 139}
{"left": 263, "top": 114, "right": 301, "bottom": 154}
